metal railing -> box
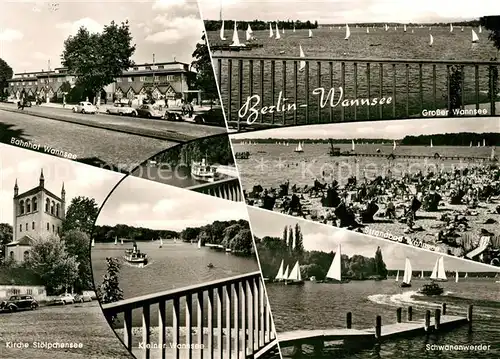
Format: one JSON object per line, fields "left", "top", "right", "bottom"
{"left": 213, "top": 55, "right": 499, "bottom": 130}
{"left": 188, "top": 177, "right": 243, "bottom": 202}
{"left": 102, "top": 272, "right": 277, "bottom": 359}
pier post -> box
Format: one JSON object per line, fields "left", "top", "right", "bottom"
{"left": 435, "top": 309, "right": 441, "bottom": 330}
{"left": 407, "top": 306, "right": 413, "bottom": 321}
{"left": 346, "top": 312, "right": 352, "bottom": 329}
{"left": 396, "top": 307, "right": 402, "bottom": 323}
{"left": 375, "top": 315, "right": 382, "bottom": 339}
{"left": 425, "top": 310, "right": 431, "bottom": 331}
{"left": 441, "top": 303, "right": 447, "bottom": 315}
{"left": 467, "top": 305, "right": 473, "bottom": 332}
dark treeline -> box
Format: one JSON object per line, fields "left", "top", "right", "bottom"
{"left": 181, "top": 219, "right": 255, "bottom": 256}
{"left": 322, "top": 20, "right": 482, "bottom": 27}
{"left": 235, "top": 138, "right": 391, "bottom": 144}
{"left": 153, "top": 135, "right": 234, "bottom": 167}
{"left": 255, "top": 223, "right": 388, "bottom": 280}
{"left": 93, "top": 224, "right": 178, "bottom": 242}
{"left": 401, "top": 132, "right": 500, "bottom": 146}
{"left": 204, "top": 20, "right": 319, "bottom": 32}
{"left": 387, "top": 270, "right": 500, "bottom": 278}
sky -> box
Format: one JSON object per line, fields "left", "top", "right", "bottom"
{"left": 0, "top": 0, "right": 204, "bottom": 73}
{"left": 199, "top": 0, "right": 499, "bottom": 23}
{"left": 231, "top": 117, "right": 500, "bottom": 140}
{"left": 95, "top": 175, "right": 249, "bottom": 231}
{"left": 248, "top": 207, "right": 500, "bottom": 273}
{"left": 0, "top": 143, "right": 125, "bottom": 225}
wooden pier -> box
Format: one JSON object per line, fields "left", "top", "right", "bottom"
{"left": 279, "top": 303, "right": 473, "bottom": 357}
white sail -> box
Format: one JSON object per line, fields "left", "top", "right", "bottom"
{"left": 421, "top": 270, "right": 424, "bottom": 278}
{"left": 450, "top": 23, "right": 453, "bottom": 32}
{"left": 230, "top": 22, "right": 241, "bottom": 46}
{"left": 430, "top": 258, "right": 439, "bottom": 279}
{"left": 465, "top": 272, "right": 468, "bottom": 278}
{"left": 220, "top": 21, "right": 227, "bottom": 40}
{"left": 269, "top": 23, "right": 274, "bottom": 38}
{"left": 299, "top": 45, "right": 306, "bottom": 71}
{"left": 283, "top": 265, "right": 290, "bottom": 280}
{"left": 455, "top": 270, "right": 459, "bottom": 283}
{"left": 393, "top": 140, "right": 396, "bottom": 150}
{"left": 430, "top": 139, "right": 433, "bottom": 148}
{"left": 91, "top": 238, "right": 95, "bottom": 247}
{"left": 160, "top": 238, "right": 163, "bottom": 247}
{"left": 308, "top": 29, "right": 313, "bottom": 38}
{"left": 282, "top": 27, "right": 285, "bottom": 34}
{"left": 246, "top": 25, "right": 252, "bottom": 41}
{"left": 326, "top": 245, "right": 342, "bottom": 281}
{"left": 275, "top": 23, "right": 281, "bottom": 39}
{"left": 483, "top": 139, "right": 486, "bottom": 147}
{"left": 351, "top": 139, "right": 355, "bottom": 151}
{"left": 293, "top": 25, "right": 296, "bottom": 32}
{"left": 478, "top": 142, "right": 481, "bottom": 147}
{"left": 461, "top": 27, "right": 464, "bottom": 32}
{"left": 385, "top": 24, "right": 388, "bottom": 31}
{"left": 437, "top": 257, "right": 447, "bottom": 280}
{"left": 198, "top": 239, "right": 201, "bottom": 249}
{"left": 491, "top": 148, "right": 496, "bottom": 161}
{"left": 404, "top": 24, "right": 407, "bottom": 32}
{"left": 395, "top": 270, "right": 399, "bottom": 281}
{"left": 247, "top": 24, "right": 253, "bottom": 34}
{"left": 367, "top": 27, "right": 370, "bottom": 34}
{"left": 345, "top": 24, "right": 350, "bottom": 40}
{"left": 275, "top": 260, "right": 284, "bottom": 280}
{"left": 470, "top": 141, "right": 473, "bottom": 147}
{"left": 429, "top": 34, "right": 434, "bottom": 46}
{"left": 472, "top": 29, "right": 479, "bottom": 43}
{"left": 402, "top": 258, "right": 412, "bottom": 284}
{"left": 412, "top": 29, "right": 414, "bottom": 33}
{"left": 479, "top": 25, "right": 482, "bottom": 33}
{"left": 121, "top": 239, "right": 124, "bottom": 245}
{"left": 288, "top": 261, "right": 302, "bottom": 281}
{"left": 114, "top": 237, "right": 117, "bottom": 245}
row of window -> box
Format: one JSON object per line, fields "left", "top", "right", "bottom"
{"left": 10, "top": 77, "right": 74, "bottom": 86}
{"left": 19, "top": 198, "right": 61, "bottom": 217}
{"left": 7, "top": 286, "right": 44, "bottom": 295}
{"left": 116, "top": 75, "right": 176, "bottom": 83}
{"left": 19, "top": 222, "right": 60, "bottom": 233}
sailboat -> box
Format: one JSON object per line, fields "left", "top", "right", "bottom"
{"left": 429, "top": 34, "right": 434, "bottom": 46}
{"left": 230, "top": 22, "right": 244, "bottom": 47}
{"left": 293, "top": 25, "right": 296, "bottom": 32}
{"left": 421, "top": 270, "right": 424, "bottom": 279}
{"left": 455, "top": 270, "right": 459, "bottom": 283}
{"left": 403, "top": 24, "right": 407, "bottom": 32}
{"left": 450, "top": 23, "right": 453, "bottom": 32}
{"left": 393, "top": 140, "right": 397, "bottom": 150}
{"left": 91, "top": 238, "right": 95, "bottom": 247}
{"left": 159, "top": 238, "right": 163, "bottom": 248}
{"left": 282, "top": 264, "right": 290, "bottom": 282}
{"left": 197, "top": 239, "right": 202, "bottom": 249}
{"left": 219, "top": 21, "right": 227, "bottom": 40}
{"left": 465, "top": 272, "right": 468, "bottom": 279}
{"left": 351, "top": 139, "right": 355, "bottom": 151}
{"left": 121, "top": 239, "right": 124, "bottom": 245}
{"left": 275, "top": 23, "right": 281, "bottom": 40}
{"left": 400, "top": 258, "right": 412, "bottom": 287}
{"left": 430, "top": 139, "right": 433, "bottom": 148}
{"left": 479, "top": 25, "right": 482, "bottom": 33}
{"left": 269, "top": 23, "right": 274, "bottom": 38}
{"left": 483, "top": 139, "right": 486, "bottom": 147}
{"left": 114, "top": 237, "right": 117, "bottom": 245}
{"left": 325, "top": 244, "right": 349, "bottom": 283}
{"left": 344, "top": 24, "right": 350, "bottom": 40}
{"left": 285, "top": 261, "right": 304, "bottom": 285}
{"left": 246, "top": 24, "right": 253, "bottom": 41}
{"left": 470, "top": 141, "right": 473, "bottom": 147}
{"left": 461, "top": 27, "right": 464, "bottom": 32}
{"left": 308, "top": 29, "right": 313, "bottom": 38}
{"left": 472, "top": 29, "right": 479, "bottom": 43}
{"left": 298, "top": 45, "right": 306, "bottom": 71}
{"left": 412, "top": 29, "right": 414, "bottom": 33}
{"left": 385, "top": 24, "right": 389, "bottom": 31}
{"left": 477, "top": 142, "right": 481, "bottom": 147}
{"left": 430, "top": 256, "right": 448, "bottom": 282}
{"left": 366, "top": 27, "right": 370, "bottom": 34}
{"left": 294, "top": 141, "right": 304, "bottom": 153}
{"left": 395, "top": 270, "right": 400, "bottom": 282}
{"left": 275, "top": 260, "right": 285, "bottom": 282}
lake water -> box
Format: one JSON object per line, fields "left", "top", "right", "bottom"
{"left": 266, "top": 279, "right": 500, "bottom": 358}
{"left": 233, "top": 142, "right": 495, "bottom": 190}
{"left": 208, "top": 27, "right": 499, "bottom": 124}
{"left": 91, "top": 240, "right": 259, "bottom": 326}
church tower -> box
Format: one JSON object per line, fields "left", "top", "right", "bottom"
{"left": 7, "top": 170, "right": 66, "bottom": 262}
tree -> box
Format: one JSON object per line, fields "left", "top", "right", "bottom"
{"left": 0, "top": 58, "right": 13, "bottom": 100}
{"left": 374, "top": 246, "right": 388, "bottom": 279}
{"left": 61, "top": 20, "right": 136, "bottom": 104}
{"left": 294, "top": 223, "right": 304, "bottom": 254}
{"left": 481, "top": 16, "right": 500, "bottom": 53}
{"left": 62, "top": 197, "right": 99, "bottom": 236}
{"left": 24, "top": 235, "right": 79, "bottom": 294}
{"left": 0, "top": 223, "right": 13, "bottom": 265}
{"left": 191, "top": 33, "right": 218, "bottom": 107}
{"left": 97, "top": 257, "right": 123, "bottom": 324}
{"left": 282, "top": 226, "right": 288, "bottom": 245}
{"left": 62, "top": 230, "right": 92, "bottom": 292}
{"left": 288, "top": 226, "right": 293, "bottom": 251}
{"left": 60, "top": 81, "right": 72, "bottom": 93}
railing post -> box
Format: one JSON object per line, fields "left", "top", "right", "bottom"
{"left": 158, "top": 300, "right": 166, "bottom": 359}
{"left": 216, "top": 287, "right": 223, "bottom": 358}
{"left": 173, "top": 297, "right": 180, "bottom": 359}
{"left": 346, "top": 312, "right": 352, "bottom": 328}
{"left": 468, "top": 305, "right": 473, "bottom": 332}
{"left": 441, "top": 303, "right": 447, "bottom": 315}
{"left": 259, "top": 277, "right": 265, "bottom": 345}
{"left": 142, "top": 305, "right": 151, "bottom": 359}
{"left": 197, "top": 292, "right": 204, "bottom": 358}
{"left": 247, "top": 280, "right": 254, "bottom": 352}
{"left": 123, "top": 309, "right": 132, "bottom": 349}
{"left": 253, "top": 277, "right": 260, "bottom": 348}
{"left": 375, "top": 315, "right": 382, "bottom": 339}
{"left": 396, "top": 307, "right": 402, "bottom": 323}
{"left": 241, "top": 281, "right": 247, "bottom": 357}
{"left": 227, "top": 59, "right": 232, "bottom": 126}
{"left": 407, "top": 306, "right": 413, "bottom": 321}
{"left": 186, "top": 294, "right": 193, "bottom": 359}
{"left": 225, "top": 284, "right": 232, "bottom": 357}
{"left": 435, "top": 308, "right": 441, "bottom": 331}
{"left": 425, "top": 310, "right": 431, "bottom": 331}
{"left": 208, "top": 289, "right": 215, "bottom": 359}
{"left": 233, "top": 283, "right": 240, "bottom": 357}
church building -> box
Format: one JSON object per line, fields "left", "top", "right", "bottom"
{"left": 5, "top": 170, "right": 66, "bottom": 262}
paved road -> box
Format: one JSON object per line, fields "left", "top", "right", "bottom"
{"left": 0, "top": 103, "right": 227, "bottom": 141}
{"left": 0, "top": 110, "right": 174, "bottom": 171}
{"left": 0, "top": 301, "right": 133, "bottom": 359}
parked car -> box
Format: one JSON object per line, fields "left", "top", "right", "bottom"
{"left": 106, "top": 103, "right": 137, "bottom": 117}
{"left": 74, "top": 293, "right": 92, "bottom": 303}
{"left": 52, "top": 293, "right": 75, "bottom": 305}
{"left": 0, "top": 295, "right": 38, "bottom": 312}
{"left": 193, "top": 107, "right": 225, "bottom": 126}
{"left": 163, "top": 110, "right": 183, "bottom": 121}
{"left": 73, "top": 101, "right": 97, "bottom": 114}
{"left": 136, "top": 104, "right": 164, "bottom": 119}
